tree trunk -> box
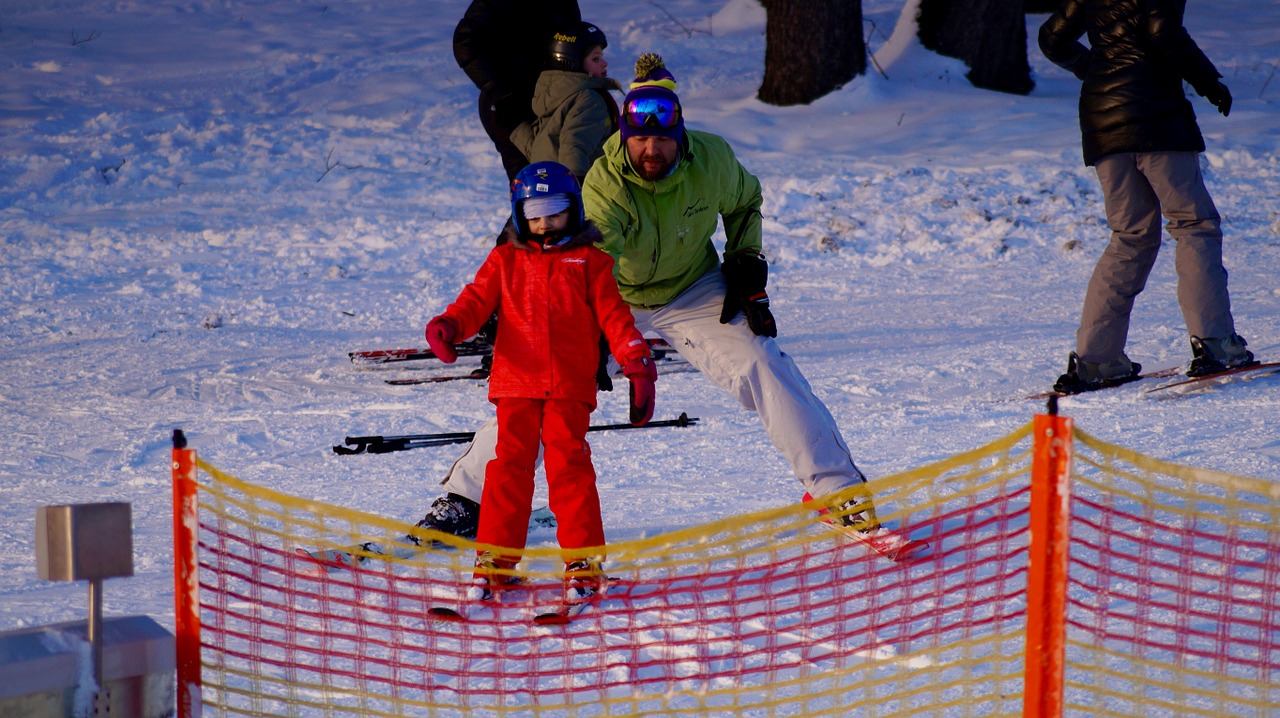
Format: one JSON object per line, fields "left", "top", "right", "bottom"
{"left": 758, "top": 0, "right": 866, "bottom": 106}
{"left": 1025, "top": 0, "right": 1062, "bottom": 13}
{"left": 918, "top": 0, "right": 1034, "bottom": 95}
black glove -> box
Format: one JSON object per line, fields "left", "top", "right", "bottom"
{"left": 594, "top": 335, "right": 614, "bottom": 392}
{"left": 478, "top": 313, "right": 499, "bottom": 345}
{"left": 1199, "top": 80, "right": 1232, "bottom": 117}
{"left": 718, "top": 253, "right": 777, "bottom": 338}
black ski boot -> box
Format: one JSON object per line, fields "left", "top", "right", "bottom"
{"left": 413, "top": 493, "right": 480, "bottom": 541}
{"left": 1053, "top": 352, "right": 1142, "bottom": 394}
{"left": 1187, "top": 334, "right": 1257, "bottom": 377}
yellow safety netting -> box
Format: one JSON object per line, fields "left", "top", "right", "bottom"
{"left": 184, "top": 420, "right": 1279, "bottom": 717}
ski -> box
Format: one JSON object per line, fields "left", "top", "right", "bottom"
{"left": 802, "top": 492, "right": 929, "bottom": 562}
{"left": 385, "top": 367, "right": 490, "bottom": 385}
{"left": 1026, "top": 366, "right": 1183, "bottom": 400}
{"left": 349, "top": 340, "right": 491, "bottom": 365}
{"left": 382, "top": 349, "right": 693, "bottom": 386}
{"left": 532, "top": 601, "right": 595, "bottom": 625}
{"left": 359, "top": 337, "right": 689, "bottom": 386}
{"left": 352, "top": 337, "right": 679, "bottom": 366}
{"left": 432, "top": 596, "right": 597, "bottom": 624}
{"left": 427, "top": 605, "right": 468, "bottom": 622}
{"left": 428, "top": 577, "right": 528, "bottom": 622}
{"left": 296, "top": 507, "right": 556, "bottom": 574}
{"left": 387, "top": 362, "right": 694, "bottom": 387}
{"left": 1145, "top": 360, "right": 1279, "bottom": 396}
{"left": 426, "top": 591, "right": 492, "bottom": 623}
{"left": 609, "top": 348, "right": 691, "bottom": 375}
{"left": 334, "top": 413, "right": 698, "bottom": 454}
{"left": 533, "top": 578, "right": 614, "bottom": 625}
{"left": 294, "top": 540, "right": 420, "bottom": 576}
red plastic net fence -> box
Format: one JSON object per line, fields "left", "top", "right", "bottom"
{"left": 189, "top": 423, "right": 1036, "bottom": 717}
{"left": 1062, "top": 429, "right": 1280, "bottom": 717}
{"left": 185, "top": 422, "right": 1280, "bottom": 717}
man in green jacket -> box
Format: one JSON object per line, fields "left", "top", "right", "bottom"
{"left": 414, "top": 79, "right": 882, "bottom": 540}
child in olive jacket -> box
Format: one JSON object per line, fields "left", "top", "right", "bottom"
{"left": 510, "top": 21, "right": 621, "bottom": 184}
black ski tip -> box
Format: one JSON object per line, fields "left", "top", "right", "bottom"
{"left": 173, "top": 429, "right": 187, "bottom": 449}
{"left": 428, "top": 606, "right": 466, "bottom": 622}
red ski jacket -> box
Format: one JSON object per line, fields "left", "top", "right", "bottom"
{"left": 439, "top": 222, "right": 650, "bottom": 407}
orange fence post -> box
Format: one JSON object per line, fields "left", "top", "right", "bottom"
{"left": 172, "top": 430, "right": 203, "bottom": 718}
{"left": 1024, "top": 403, "right": 1073, "bottom": 718}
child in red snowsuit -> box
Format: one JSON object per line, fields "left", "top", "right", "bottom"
{"left": 424, "top": 161, "right": 657, "bottom": 603}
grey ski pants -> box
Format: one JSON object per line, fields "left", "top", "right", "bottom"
{"left": 1075, "top": 151, "right": 1235, "bottom": 362}
{"left": 439, "top": 269, "right": 867, "bottom": 503}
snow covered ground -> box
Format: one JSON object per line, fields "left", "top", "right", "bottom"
{"left": 2, "top": 0, "right": 1278, "bottom": 641}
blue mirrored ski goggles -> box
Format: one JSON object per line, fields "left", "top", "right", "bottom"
{"left": 623, "top": 96, "right": 682, "bottom": 129}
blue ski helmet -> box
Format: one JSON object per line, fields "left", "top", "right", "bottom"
{"left": 510, "top": 161, "right": 584, "bottom": 236}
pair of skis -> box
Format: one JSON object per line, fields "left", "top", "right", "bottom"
{"left": 296, "top": 495, "right": 929, "bottom": 623}
{"left": 349, "top": 339, "right": 491, "bottom": 366}
{"left": 352, "top": 337, "right": 688, "bottom": 385}
{"left": 423, "top": 501, "right": 930, "bottom": 623}
{"left": 350, "top": 337, "right": 681, "bottom": 366}
{"left": 1027, "top": 360, "right": 1278, "bottom": 400}
{"left": 293, "top": 506, "right": 558, "bottom": 574}
{"left": 427, "top": 579, "right": 611, "bottom": 625}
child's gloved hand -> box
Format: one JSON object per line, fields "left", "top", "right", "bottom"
{"left": 425, "top": 316, "right": 459, "bottom": 364}
{"left": 623, "top": 356, "right": 658, "bottom": 426}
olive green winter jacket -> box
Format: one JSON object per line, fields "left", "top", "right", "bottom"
{"left": 509, "top": 70, "right": 621, "bottom": 181}
{"left": 581, "top": 130, "right": 763, "bottom": 309}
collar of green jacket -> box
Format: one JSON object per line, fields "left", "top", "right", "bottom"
{"left": 615, "top": 135, "right": 693, "bottom": 189}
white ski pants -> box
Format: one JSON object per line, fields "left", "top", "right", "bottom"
{"left": 439, "top": 269, "right": 868, "bottom": 503}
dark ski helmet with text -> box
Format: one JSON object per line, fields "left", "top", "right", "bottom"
{"left": 510, "top": 161, "right": 584, "bottom": 236}
{"left": 549, "top": 22, "right": 607, "bottom": 73}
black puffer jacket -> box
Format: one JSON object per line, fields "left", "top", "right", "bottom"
{"left": 453, "top": 0, "right": 581, "bottom": 109}
{"left": 1039, "top": 0, "right": 1222, "bottom": 166}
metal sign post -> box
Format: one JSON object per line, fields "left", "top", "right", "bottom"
{"left": 36, "top": 502, "right": 135, "bottom": 714}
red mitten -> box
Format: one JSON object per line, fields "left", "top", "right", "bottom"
{"left": 623, "top": 356, "right": 657, "bottom": 426}
{"left": 425, "top": 316, "right": 459, "bottom": 364}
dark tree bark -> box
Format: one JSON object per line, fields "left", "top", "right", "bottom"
{"left": 917, "top": 0, "right": 1034, "bottom": 95}
{"left": 758, "top": 0, "right": 866, "bottom": 106}
{"left": 1024, "top": 0, "right": 1062, "bottom": 13}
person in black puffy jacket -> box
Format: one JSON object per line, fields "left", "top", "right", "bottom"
{"left": 1039, "top": 0, "right": 1256, "bottom": 394}
{"left": 453, "top": 0, "right": 581, "bottom": 182}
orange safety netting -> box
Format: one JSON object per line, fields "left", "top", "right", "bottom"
{"left": 182, "top": 421, "right": 1280, "bottom": 717}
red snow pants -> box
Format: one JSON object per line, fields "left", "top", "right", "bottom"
{"left": 476, "top": 398, "right": 605, "bottom": 567}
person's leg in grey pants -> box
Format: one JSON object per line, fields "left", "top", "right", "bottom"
{"left": 1076, "top": 151, "right": 1234, "bottom": 363}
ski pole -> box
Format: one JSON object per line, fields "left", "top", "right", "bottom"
{"left": 334, "top": 413, "right": 698, "bottom": 455}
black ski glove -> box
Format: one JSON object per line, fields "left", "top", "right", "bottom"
{"left": 1199, "top": 80, "right": 1232, "bottom": 117}
{"left": 478, "top": 313, "right": 499, "bottom": 345}
{"left": 718, "top": 253, "right": 777, "bottom": 338}
{"left": 595, "top": 335, "right": 614, "bottom": 392}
